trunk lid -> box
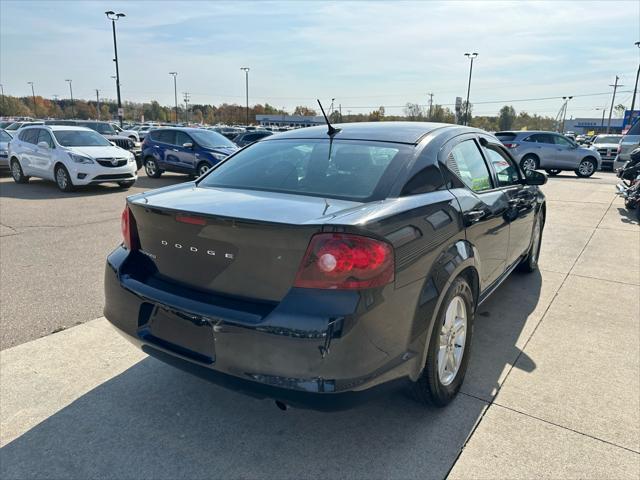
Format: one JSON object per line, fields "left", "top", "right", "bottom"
{"left": 128, "top": 185, "right": 362, "bottom": 302}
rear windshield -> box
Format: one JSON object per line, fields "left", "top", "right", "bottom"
{"left": 199, "top": 139, "right": 411, "bottom": 201}
{"left": 627, "top": 118, "right": 640, "bottom": 136}
{"left": 190, "top": 129, "right": 236, "bottom": 149}
{"left": 494, "top": 132, "right": 517, "bottom": 141}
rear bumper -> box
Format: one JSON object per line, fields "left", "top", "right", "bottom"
{"left": 104, "top": 247, "right": 420, "bottom": 410}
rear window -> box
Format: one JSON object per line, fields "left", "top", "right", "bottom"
{"left": 199, "top": 139, "right": 411, "bottom": 201}
{"left": 495, "top": 132, "right": 517, "bottom": 141}
{"left": 19, "top": 129, "right": 39, "bottom": 144}
{"left": 627, "top": 118, "right": 640, "bottom": 136}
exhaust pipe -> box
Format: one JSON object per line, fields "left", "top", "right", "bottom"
{"left": 275, "top": 400, "right": 288, "bottom": 411}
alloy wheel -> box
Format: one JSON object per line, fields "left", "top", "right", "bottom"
{"left": 522, "top": 158, "right": 537, "bottom": 171}
{"left": 145, "top": 160, "right": 156, "bottom": 177}
{"left": 11, "top": 161, "right": 22, "bottom": 181}
{"left": 56, "top": 168, "right": 68, "bottom": 190}
{"left": 198, "top": 164, "right": 210, "bottom": 176}
{"left": 578, "top": 160, "right": 594, "bottom": 176}
{"left": 438, "top": 295, "right": 467, "bottom": 386}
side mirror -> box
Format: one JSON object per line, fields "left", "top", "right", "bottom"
{"left": 523, "top": 169, "right": 547, "bottom": 186}
{"left": 110, "top": 141, "right": 116, "bottom": 146}
{"left": 182, "top": 142, "right": 193, "bottom": 149}
{"left": 37, "top": 141, "right": 49, "bottom": 149}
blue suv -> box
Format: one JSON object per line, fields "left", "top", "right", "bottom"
{"left": 141, "top": 128, "right": 238, "bottom": 178}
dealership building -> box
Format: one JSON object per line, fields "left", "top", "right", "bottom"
{"left": 562, "top": 117, "right": 624, "bottom": 134}
{"left": 256, "top": 114, "right": 325, "bottom": 128}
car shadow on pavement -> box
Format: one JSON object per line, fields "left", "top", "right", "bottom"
{"left": 0, "top": 175, "right": 188, "bottom": 200}
{"left": 0, "top": 271, "right": 543, "bottom": 480}
{"left": 616, "top": 207, "right": 640, "bottom": 225}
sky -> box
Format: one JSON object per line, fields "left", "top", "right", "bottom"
{"left": 1, "top": 0, "right": 639, "bottom": 118}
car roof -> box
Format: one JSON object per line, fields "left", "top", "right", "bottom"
{"left": 22, "top": 125, "right": 95, "bottom": 132}
{"left": 264, "top": 121, "right": 456, "bottom": 145}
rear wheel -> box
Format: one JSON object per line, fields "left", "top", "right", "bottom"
{"left": 575, "top": 158, "right": 596, "bottom": 178}
{"left": 144, "top": 157, "right": 162, "bottom": 178}
{"left": 518, "top": 212, "right": 544, "bottom": 273}
{"left": 520, "top": 155, "right": 539, "bottom": 172}
{"left": 10, "top": 159, "right": 29, "bottom": 184}
{"left": 545, "top": 169, "right": 561, "bottom": 176}
{"left": 55, "top": 165, "right": 74, "bottom": 192}
{"left": 410, "top": 276, "right": 474, "bottom": 407}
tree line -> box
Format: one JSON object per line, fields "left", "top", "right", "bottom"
{"left": 1, "top": 93, "right": 565, "bottom": 131}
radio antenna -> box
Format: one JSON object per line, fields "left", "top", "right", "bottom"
{"left": 317, "top": 99, "right": 340, "bottom": 136}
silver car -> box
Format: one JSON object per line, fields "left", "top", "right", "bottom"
{"left": 614, "top": 119, "right": 640, "bottom": 171}
{"left": 495, "top": 130, "right": 601, "bottom": 177}
{"left": 0, "top": 129, "right": 12, "bottom": 171}
{"left": 589, "top": 134, "right": 622, "bottom": 170}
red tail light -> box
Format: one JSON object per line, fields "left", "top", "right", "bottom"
{"left": 121, "top": 205, "right": 139, "bottom": 251}
{"left": 503, "top": 143, "right": 519, "bottom": 149}
{"left": 294, "top": 233, "right": 394, "bottom": 289}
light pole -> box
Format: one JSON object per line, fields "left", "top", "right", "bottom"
{"left": 105, "top": 10, "right": 125, "bottom": 127}
{"left": 27, "top": 81, "right": 36, "bottom": 117}
{"left": 240, "top": 67, "right": 250, "bottom": 125}
{"left": 463, "top": 52, "right": 478, "bottom": 126}
{"left": 630, "top": 41, "right": 640, "bottom": 123}
{"left": 561, "top": 96, "right": 573, "bottom": 133}
{"left": 169, "top": 72, "right": 178, "bottom": 123}
{"left": 0, "top": 84, "right": 4, "bottom": 116}
{"left": 65, "top": 79, "right": 74, "bottom": 118}
{"left": 595, "top": 107, "right": 607, "bottom": 132}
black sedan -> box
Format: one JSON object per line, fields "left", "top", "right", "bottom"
{"left": 232, "top": 130, "right": 273, "bottom": 147}
{"left": 104, "top": 122, "right": 546, "bottom": 410}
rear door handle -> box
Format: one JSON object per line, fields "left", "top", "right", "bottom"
{"left": 172, "top": 148, "right": 179, "bottom": 152}
{"left": 464, "top": 210, "right": 485, "bottom": 223}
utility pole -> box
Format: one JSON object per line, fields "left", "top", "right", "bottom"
{"left": 427, "top": 92, "right": 434, "bottom": 120}
{"left": 169, "top": 72, "right": 178, "bottom": 123}
{"left": 27, "top": 82, "right": 36, "bottom": 117}
{"left": 183, "top": 92, "right": 190, "bottom": 124}
{"left": 463, "top": 52, "right": 478, "bottom": 126}
{"left": 561, "top": 96, "right": 573, "bottom": 133}
{"left": 0, "top": 84, "right": 4, "bottom": 117}
{"left": 95, "top": 89, "right": 101, "bottom": 120}
{"left": 240, "top": 67, "right": 250, "bottom": 125}
{"left": 330, "top": 98, "right": 335, "bottom": 117}
{"left": 105, "top": 11, "right": 125, "bottom": 127}
{"left": 65, "top": 79, "right": 75, "bottom": 118}
{"left": 339, "top": 104, "right": 342, "bottom": 122}
{"left": 630, "top": 41, "right": 640, "bottom": 123}
{"left": 607, "top": 76, "right": 623, "bottom": 134}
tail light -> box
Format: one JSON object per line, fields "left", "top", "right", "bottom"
{"left": 121, "top": 205, "right": 139, "bottom": 251}
{"left": 503, "top": 143, "right": 519, "bottom": 149}
{"left": 294, "top": 233, "right": 394, "bottom": 290}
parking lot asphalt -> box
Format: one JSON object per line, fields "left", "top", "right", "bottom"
{"left": 1, "top": 171, "right": 639, "bottom": 479}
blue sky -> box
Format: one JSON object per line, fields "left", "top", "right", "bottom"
{"left": 1, "top": 0, "right": 639, "bottom": 118}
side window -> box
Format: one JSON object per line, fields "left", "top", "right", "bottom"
{"left": 553, "top": 135, "right": 573, "bottom": 146}
{"left": 447, "top": 140, "right": 492, "bottom": 193}
{"left": 245, "top": 134, "right": 259, "bottom": 142}
{"left": 155, "top": 130, "right": 175, "bottom": 144}
{"left": 175, "top": 131, "right": 192, "bottom": 146}
{"left": 400, "top": 165, "right": 444, "bottom": 196}
{"left": 20, "top": 129, "right": 38, "bottom": 144}
{"left": 483, "top": 146, "right": 519, "bottom": 186}
{"left": 37, "top": 130, "right": 55, "bottom": 148}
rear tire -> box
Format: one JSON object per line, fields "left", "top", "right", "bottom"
{"left": 10, "top": 159, "right": 29, "bottom": 184}
{"left": 118, "top": 180, "right": 135, "bottom": 189}
{"left": 144, "top": 157, "right": 162, "bottom": 178}
{"left": 575, "top": 158, "right": 597, "bottom": 178}
{"left": 55, "top": 164, "right": 74, "bottom": 192}
{"left": 545, "top": 169, "right": 561, "bottom": 176}
{"left": 410, "top": 276, "right": 474, "bottom": 407}
{"left": 520, "top": 155, "right": 539, "bottom": 172}
{"left": 196, "top": 162, "right": 212, "bottom": 177}
{"left": 518, "top": 211, "right": 544, "bottom": 273}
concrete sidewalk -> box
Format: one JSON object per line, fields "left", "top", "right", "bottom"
{"left": 1, "top": 175, "right": 638, "bottom": 479}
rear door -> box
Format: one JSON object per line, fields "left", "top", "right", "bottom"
{"left": 480, "top": 138, "right": 536, "bottom": 267}
{"left": 152, "top": 130, "right": 175, "bottom": 170}
{"left": 444, "top": 135, "right": 510, "bottom": 289}
{"left": 17, "top": 129, "right": 40, "bottom": 175}
{"left": 32, "top": 129, "right": 56, "bottom": 178}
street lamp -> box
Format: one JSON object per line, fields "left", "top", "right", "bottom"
{"left": 240, "top": 67, "right": 250, "bottom": 125}
{"left": 65, "top": 79, "right": 74, "bottom": 118}
{"left": 561, "top": 96, "right": 573, "bottom": 133}
{"left": 595, "top": 107, "right": 607, "bottom": 131}
{"left": 105, "top": 10, "right": 125, "bottom": 127}
{"left": 27, "top": 81, "right": 36, "bottom": 117}
{"left": 463, "top": 52, "right": 478, "bottom": 126}
{"left": 630, "top": 41, "right": 640, "bottom": 122}
{"left": 0, "top": 84, "right": 4, "bottom": 116}
{"left": 169, "top": 72, "right": 178, "bottom": 123}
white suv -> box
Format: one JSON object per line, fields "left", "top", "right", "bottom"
{"left": 9, "top": 126, "right": 137, "bottom": 192}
